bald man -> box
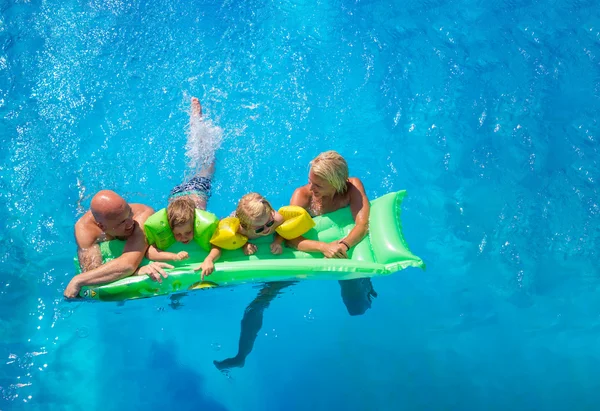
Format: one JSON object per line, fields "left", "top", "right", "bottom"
{"left": 64, "top": 190, "right": 172, "bottom": 298}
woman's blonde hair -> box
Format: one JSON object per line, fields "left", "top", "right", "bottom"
{"left": 310, "top": 150, "right": 349, "bottom": 193}
{"left": 167, "top": 196, "right": 196, "bottom": 229}
{"left": 236, "top": 193, "right": 274, "bottom": 229}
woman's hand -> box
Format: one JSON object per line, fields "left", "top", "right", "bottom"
{"left": 320, "top": 242, "right": 348, "bottom": 259}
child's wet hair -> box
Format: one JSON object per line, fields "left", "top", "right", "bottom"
{"left": 236, "top": 193, "right": 274, "bottom": 229}
{"left": 167, "top": 196, "right": 195, "bottom": 228}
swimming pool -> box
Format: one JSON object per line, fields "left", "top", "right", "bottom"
{"left": 1, "top": 0, "right": 599, "bottom": 409}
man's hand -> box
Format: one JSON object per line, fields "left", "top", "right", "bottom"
{"left": 320, "top": 242, "right": 348, "bottom": 259}
{"left": 176, "top": 251, "right": 189, "bottom": 261}
{"left": 64, "top": 277, "right": 82, "bottom": 299}
{"left": 136, "top": 261, "right": 174, "bottom": 283}
{"left": 270, "top": 241, "right": 283, "bottom": 255}
{"left": 195, "top": 259, "right": 215, "bottom": 280}
{"left": 243, "top": 242, "right": 257, "bottom": 256}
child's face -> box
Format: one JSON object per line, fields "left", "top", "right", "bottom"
{"left": 248, "top": 210, "right": 278, "bottom": 236}
{"left": 173, "top": 221, "right": 194, "bottom": 244}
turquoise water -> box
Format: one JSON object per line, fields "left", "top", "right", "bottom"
{"left": 1, "top": 0, "right": 600, "bottom": 409}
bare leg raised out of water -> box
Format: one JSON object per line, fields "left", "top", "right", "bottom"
{"left": 214, "top": 281, "right": 295, "bottom": 371}
{"left": 190, "top": 97, "right": 214, "bottom": 181}
{"left": 172, "top": 96, "right": 221, "bottom": 210}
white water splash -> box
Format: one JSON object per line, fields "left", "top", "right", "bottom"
{"left": 184, "top": 113, "right": 223, "bottom": 177}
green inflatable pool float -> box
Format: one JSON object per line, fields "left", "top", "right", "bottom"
{"left": 76, "top": 190, "right": 424, "bottom": 302}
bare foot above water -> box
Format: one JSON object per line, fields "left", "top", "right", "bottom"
{"left": 191, "top": 97, "right": 202, "bottom": 117}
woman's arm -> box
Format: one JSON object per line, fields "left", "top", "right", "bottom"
{"left": 286, "top": 236, "right": 327, "bottom": 254}
{"left": 287, "top": 185, "right": 347, "bottom": 258}
{"left": 338, "top": 177, "right": 370, "bottom": 250}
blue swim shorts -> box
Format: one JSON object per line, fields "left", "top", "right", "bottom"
{"left": 168, "top": 176, "right": 212, "bottom": 202}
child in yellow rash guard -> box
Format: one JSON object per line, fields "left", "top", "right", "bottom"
{"left": 146, "top": 196, "right": 221, "bottom": 278}
{"left": 235, "top": 193, "right": 285, "bottom": 256}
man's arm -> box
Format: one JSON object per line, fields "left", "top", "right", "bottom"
{"left": 75, "top": 220, "right": 104, "bottom": 272}
{"left": 64, "top": 207, "right": 156, "bottom": 298}
{"left": 65, "top": 223, "right": 150, "bottom": 298}
{"left": 77, "top": 245, "right": 103, "bottom": 272}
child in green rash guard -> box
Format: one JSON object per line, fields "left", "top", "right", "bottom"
{"left": 146, "top": 196, "right": 220, "bottom": 278}
{"left": 145, "top": 96, "right": 222, "bottom": 279}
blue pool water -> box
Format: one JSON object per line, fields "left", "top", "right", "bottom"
{"left": 1, "top": 0, "right": 600, "bottom": 409}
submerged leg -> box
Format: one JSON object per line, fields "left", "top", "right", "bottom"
{"left": 214, "top": 281, "right": 295, "bottom": 370}
{"left": 189, "top": 97, "right": 215, "bottom": 179}
{"left": 339, "top": 278, "right": 378, "bottom": 316}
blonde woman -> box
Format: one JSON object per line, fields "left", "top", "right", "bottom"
{"left": 288, "top": 150, "right": 370, "bottom": 257}
{"left": 289, "top": 150, "right": 377, "bottom": 315}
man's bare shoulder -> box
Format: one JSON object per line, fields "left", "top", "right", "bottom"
{"left": 75, "top": 211, "right": 97, "bottom": 232}
{"left": 130, "top": 203, "right": 154, "bottom": 215}
{"left": 131, "top": 203, "right": 155, "bottom": 223}
{"left": 75, "top": 211, "right": 102, "bottom": 248}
